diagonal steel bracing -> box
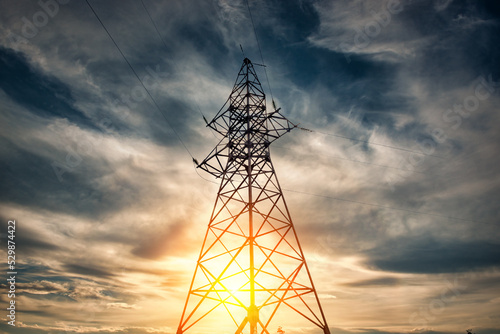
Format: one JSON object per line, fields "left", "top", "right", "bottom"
{"left": 177, "top": 58, "right": 330, "bottom": 334}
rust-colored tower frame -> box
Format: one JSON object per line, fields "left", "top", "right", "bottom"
{"left": 177, "top": 58, "right": 330, "bottom": 334}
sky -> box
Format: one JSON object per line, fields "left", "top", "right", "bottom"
{"left": 0, "top": 0, "right": 499, "bottom": 333}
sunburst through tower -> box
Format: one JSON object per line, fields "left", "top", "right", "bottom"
{"left": 177, "top": 58, "right": 330, "bottom": 334}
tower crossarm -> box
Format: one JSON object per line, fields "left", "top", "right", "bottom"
{"left": 196, "top": 137, "right": 229, "bottom": 178}
{"left": 198, "top": 108, "right": 295, "bottom": 178}
{"left": 265, "top": 107, "right": 297, "bottom": 142}
{"left": 197, "top": 58, "right": 296, "bottom": 178}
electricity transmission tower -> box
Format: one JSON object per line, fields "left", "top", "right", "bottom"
{"left": 177, "top": 58, "right": 330, "bottom": 334}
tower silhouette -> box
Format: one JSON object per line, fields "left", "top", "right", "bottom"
{"left": 177, "top": 58, "right": 330, "bottom": 334}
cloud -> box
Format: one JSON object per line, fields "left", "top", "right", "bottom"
{"left": 18, "top": 280, "right": 69, "bottom": 295}
{"left": 106, "top": 302, "right": 140, "bottom": 310}
{"left": 0, "top": 46, "right": 96, "bottom": 128}
{"left": 63, "top": 264, "right": 116, "bottom": 278}
{"left": 0, "top": 0, "right": 499, "bottom": 333}
{"left": 364, "top": 236, "right": 500, "bottom": 273}
{"left": 1, "top": 322, "right": 175, "bottom": 334}
{"left": 342, "top": 276, "right": 401, "bottom": 287}
{"left": 0, "top": 215, "right": 59, "bottom": 256}
{"left": 131, "top": 219, "right": 197, "bottom": 260}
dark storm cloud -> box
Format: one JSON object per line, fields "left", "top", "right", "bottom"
{"left": 11, "top": 233, "right": 58, "bottom": 254}
{"left": 1, "top": 0, "right": 232, "bottom": 149}
{"left": 399, "top": 1, "right": 500, "bottom": 92}
{"left": 0, "top": 0, "right": 499, "bottom": 332}
{"left": 341, "top": 276, "right": 401, "bottom": 287}
{"left": 302, "top": 0, "right": 500, "bottom": 138}
{"left": 425, "top": 271, "right": 500, "bottom": 302}
{"left": 13, "top": 262, "right": 66, "bottom": 283}
{"left": 327, "top": 328, "right": 457, "bottom": 334}
{"left": 0, "top": 46, "right": 96, "bottom": 129}
{"left": 63, "top": 263, "right": 116, "bottom": 278}
{"left": 0, "top": 216, "right": 59, "bottom": 259}
{"left": 0, "top": 142, "right": 137, "bottom": 220}
{"left": 83, "top": 0, "right": 244, "bottom": 150}
{"left": 364, "top": 234, "right": 500, "bottom": 273}
{"left": 278, "top": 45, "right": 416, "bottom": 131}
{"left": 383, "top": 176, "right": 500, "bottom": 227}
{"left": 0, "top": 324, "right": 171, "bottom": 334}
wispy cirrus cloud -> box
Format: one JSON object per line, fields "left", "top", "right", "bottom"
{"left": 0, "top": 0, "right": 499, "bottom": 333}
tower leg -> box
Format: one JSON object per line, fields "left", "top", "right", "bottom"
{"left": 248, "top": 305, "right": 259, "bottom": 334}
{"left": 235, "top": 317, "right": 249, "bottom": 334}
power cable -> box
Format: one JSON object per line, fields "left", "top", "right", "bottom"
{"left": 139, "top": 0, "right": 221, "bottom": 170}
{"left": 243, "top": 1, "right": 440, "bottom": 160}
{"left": 135, "top": 1, "right": 472, "bottom": 223}
{"left": 273, "top": 145, "right": 425, "bottom": 174}
{"left": 295, "top": 125, "right": 444, "bottom": 158}
{"left": 140, "top": 0, "right": 170, "bottom": 53}
{"left": 141, "top": 0, "right": 215, "bottom": 139}
{"left": 282, "top": 188, "right": 485, "bottom": 225}
{"left": 245, "top": 0, "right": 275, "bottom": 108}
{"left": 195, "top": 167, "right": 219, "bottom": 185}
{"left": 85, "top": 0, "right": 195, "bottom": 161}
{"left": 193, "top": 165, "right": 483, "bottom": 224}
{"left": 243, "top": 2, "right": 441, "bottom": 160}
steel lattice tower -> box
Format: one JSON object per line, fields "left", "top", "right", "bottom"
{"left": 177, "top": 58, "right": 330, "bottom": 334}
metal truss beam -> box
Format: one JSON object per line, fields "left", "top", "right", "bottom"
{"left": 177, "top": 58, "right": 330, "bottom": 334}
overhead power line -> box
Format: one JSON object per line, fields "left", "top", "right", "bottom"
{"left": 140, "top": 0, "right": 170, "bottom": 52}
{"left": 140, "top": 0, "right": 209, "bottom": 125}
{"left": 194, "top": 165, "right": 482, "bottom": 224}
{"left": 245, "top": 0, "right": 275, "bottom": 108}
{"left": 89, "top": 0, "right": 474, "bottom": 225}
{"left": 282, "top": 188, "right": 484, "bottom": 224}
{"left": 140, "top": 0, "right": 221, "bottom": 149}
{"left": 85, "top": 0, "right": 194, "bottom": 160}
{"left": 243, "top": 1, "right": 435, "bottom": 160}
{"left": 273, "top": 145, "right": 426, "bottom": 174}
{"left": 295, "top": 125, "right": 444, "bottom": 158}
